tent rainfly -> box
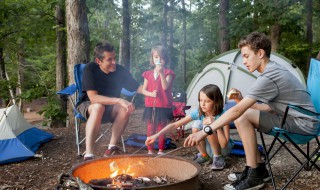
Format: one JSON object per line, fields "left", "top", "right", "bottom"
{"left": 0, "top": 105, "right": 53, "bottom": 165}
{"left": 186, "top": 49, "right": 306, "bottom": 115}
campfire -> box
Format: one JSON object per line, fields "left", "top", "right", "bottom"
{"left": 88, "top": 160, "right": 177, "bottom": 188}
{"left": 72, "top": 154, "right": 201, "bottom": 190}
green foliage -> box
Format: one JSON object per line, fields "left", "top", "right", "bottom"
{"left": 2, "top": 0, "right": 320, "bottom": 128}
{"left": 37, "top": 93, "right": 67, "bottom": 127}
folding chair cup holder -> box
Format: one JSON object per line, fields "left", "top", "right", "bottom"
{"left": 57, "top": 63, "right": 136, "bottom": 156}
{"left": 259, "top": 58, "right": 320, "bottom": 190}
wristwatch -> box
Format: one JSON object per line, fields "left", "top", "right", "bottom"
{"left": 203, "top": 125, "right": 214, "bottom": 135}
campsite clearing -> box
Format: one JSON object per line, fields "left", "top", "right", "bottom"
{"left": 0, "top": 99, "right": 319, "bottom": 190}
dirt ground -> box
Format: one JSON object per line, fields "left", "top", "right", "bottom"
{"left": 0, "top": 98, "right": 319, "bottom": 190}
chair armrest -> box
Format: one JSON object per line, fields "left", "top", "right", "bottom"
{"left": 281, "top": 104, "right": 320, "bottom": 127}
{"left": 121, "top": 88, "right": 136, "bottom": 97}
{"left": 57, "top": 84, "right": 77, "bottom": 96}
{"left": 287, "top": 104, "right": 320, "bottom": 117}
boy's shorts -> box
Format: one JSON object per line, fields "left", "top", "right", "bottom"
{"left": 259, "top": 111, "right": 311, "bottom": 135}
{"left": 77, "top": 101, "right": 115, "bottom": 123}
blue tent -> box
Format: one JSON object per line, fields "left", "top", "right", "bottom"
{"left": 0, "top": 105, "right": 53, "bottom": 165}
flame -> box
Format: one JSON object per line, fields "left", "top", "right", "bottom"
{"left": 110, "top": 169, "right": 119, "bottom": 178}
{"left": 109, "top": 160, "right": 145, "bottom": 179}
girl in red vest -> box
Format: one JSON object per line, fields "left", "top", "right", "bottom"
{"left": 142, "top": 46, "right": 175, "bottom": 155}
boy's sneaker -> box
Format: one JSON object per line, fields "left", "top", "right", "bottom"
{"left": 228, "top": 163, "right": 270, "bottom": 182}
{"left": 103, "top": 146, "right": 123, "bottom": 157}
{"left": 224, "top": 167, "right": 264, "bottom": 190}
{"left": 211, "top": 156, "right": 225, "bottom": 170}
{"left": 193, "top": 153, "right": 210, "bottom": 164}
{"left": 228, "top": 166, "right": 249, "bottom": 182}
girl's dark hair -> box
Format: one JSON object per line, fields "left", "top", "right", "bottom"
{"left": 238, "top": 32, "right": 271, "bottom": 58}
{"left": 94, "top": 41, "right": 115, "bottom": 61}
{"left": 149, "top": 45, "right": 169, "bottom": 66}
{"left": 198, "top": 84, "right": 224, "bottom": 117}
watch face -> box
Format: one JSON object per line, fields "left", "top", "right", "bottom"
{"left": 204, "top": 127, "right": 209, "bottom": 132}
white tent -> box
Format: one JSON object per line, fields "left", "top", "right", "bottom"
{"left": 0, "top": 105, "right": 53, "bottom": 164}
{"left": 186, "top": 49, "right": 306, "bottom": 114}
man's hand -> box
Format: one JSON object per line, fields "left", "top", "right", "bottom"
{"left": 118, "top": 99, "right": 135, "bottom": 113}
{"left": 145, "top": 135, "right": 157, "bottom": 146}
{"left": 183, "top": 130, "right": 207, "bottom": 147}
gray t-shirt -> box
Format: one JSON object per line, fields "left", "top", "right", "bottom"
{"left": 246, "top": 61, "right": 319, "bottom": 135}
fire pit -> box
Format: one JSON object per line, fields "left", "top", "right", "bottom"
{"left": 71, "top": 154, "right": 201, "bottom": 190}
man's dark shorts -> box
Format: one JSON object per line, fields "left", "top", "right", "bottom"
{"left": 77, "top": 101, "right": 115, "bottom": 123}
{"left": 259, "top": 111, "right": 311, "bottom": 135}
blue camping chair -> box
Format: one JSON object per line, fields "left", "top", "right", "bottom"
{"left": 57, "top": 63, "right": 136, "bottom": 156}
{"left": 259, "top": 58, "right": 320, "bottom": 190}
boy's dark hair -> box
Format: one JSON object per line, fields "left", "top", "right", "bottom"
{"left": 149, "top": 45, "right": 169, "bottom": 66}
{"left": 238, "top": 32, "right": 271, "bottom": 58}
{"left": 198, "top": 84, "right": 224, "bottom": 117}
{"left": 94, "top": 41, "right": 115, "bottom": 61}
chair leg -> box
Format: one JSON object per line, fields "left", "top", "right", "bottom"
{"left": 121, "top": 135, "right": 126, "bottom": 153}
{"left": 259, "top": 132, "right": 277, "bottom": 190}
{"left": 75, "top": 117, "right": 81, "bottom": 156}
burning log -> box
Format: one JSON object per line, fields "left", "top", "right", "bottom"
{"left": 114, "top": 174, "right": 133, "bottom": 182}
{"left": 88, "top": 178, "right": 112, "bottom": 186}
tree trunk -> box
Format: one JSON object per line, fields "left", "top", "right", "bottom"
{"left": 66, "top": 0, "right": 90, "bottom": 125}
{"left": 161, "top": 0, "right": 168, "bottom": 48}
{"left": 168, "top": 0, "right": 174, "bottom": 69}
{"left": 5, "top": 69, "right": 16, "bottom": 105}
{"left": 17, "top": 41, "right": 25, "bottom": 111}
{"left": 53, "top": 0, "right": 67, "bottom": 128}
{"left": 121, "top": 0, "right": 131, "bottom": 69}
{"left": 219, "top": 0, "right": 230, "bottom": 53}
{"left": 181, "top": 0, "right": 187, "bottom": 90}
{"left": 306, "top": 0, "right": 312, "bottom": 70}
{"left": 66, "top": 0, "right": 90, "bottom": 85}
{"left": 270, "top": 23, "right": 281, "bottom": 52}
{"left": 0, "top": 48, "right": 5, "bottom": 106}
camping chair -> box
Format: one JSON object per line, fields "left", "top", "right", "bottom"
{"left": 57, "top": 63, "right": 136, "bottom": 156}
{"left": 259, "top": 58, "right": 320, "bottom": 190}
{"left": 171, "top": 92, "right": 191, "bottom": 140}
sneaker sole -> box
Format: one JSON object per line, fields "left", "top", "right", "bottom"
{"left": 223, "top": 183, "right": 264, "bottom": 190}
{"left": 245, "top": 183, "right": 264, "bottom": 190}
{"left": 228, "top": 174, "right": 270, "bottom": 182}
{"left": 211, "top": 164, "right": 225, "bottom": 170}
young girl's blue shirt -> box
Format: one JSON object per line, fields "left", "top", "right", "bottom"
{"left": 189, "top": 109, "right": 225, "bottom": 130}
{"left": 189, "top": 108, "right": 234, "bottom": 157}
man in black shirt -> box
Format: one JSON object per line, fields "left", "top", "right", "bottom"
{"left": 77, "top": 41, "right": 148, "bottom": 160}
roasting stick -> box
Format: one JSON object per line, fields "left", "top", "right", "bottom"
{"left": 153, "top": 146, "right": 185, "bottom": 159}
{"left": 127, "top": 146, "right": 187, "bottom": 170}
{"left": 110, "top": 146, "right": 187, "bottom": 172}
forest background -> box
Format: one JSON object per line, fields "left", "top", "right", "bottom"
{"left": 1, "top": 0, "right": 320, "bottom": 128}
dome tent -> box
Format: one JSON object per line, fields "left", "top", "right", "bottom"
{"left": 0, "top": 105, "right": 53, "bottom": 165}
{"left": 186, "top": 49, "right": 306, "bottom": 115}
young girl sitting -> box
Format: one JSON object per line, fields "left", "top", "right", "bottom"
{"left": 145, "top": 84, "right": 233, "bottom": 170}
{"left": 141, "top": 45, "right": 175, "bottom": 155}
